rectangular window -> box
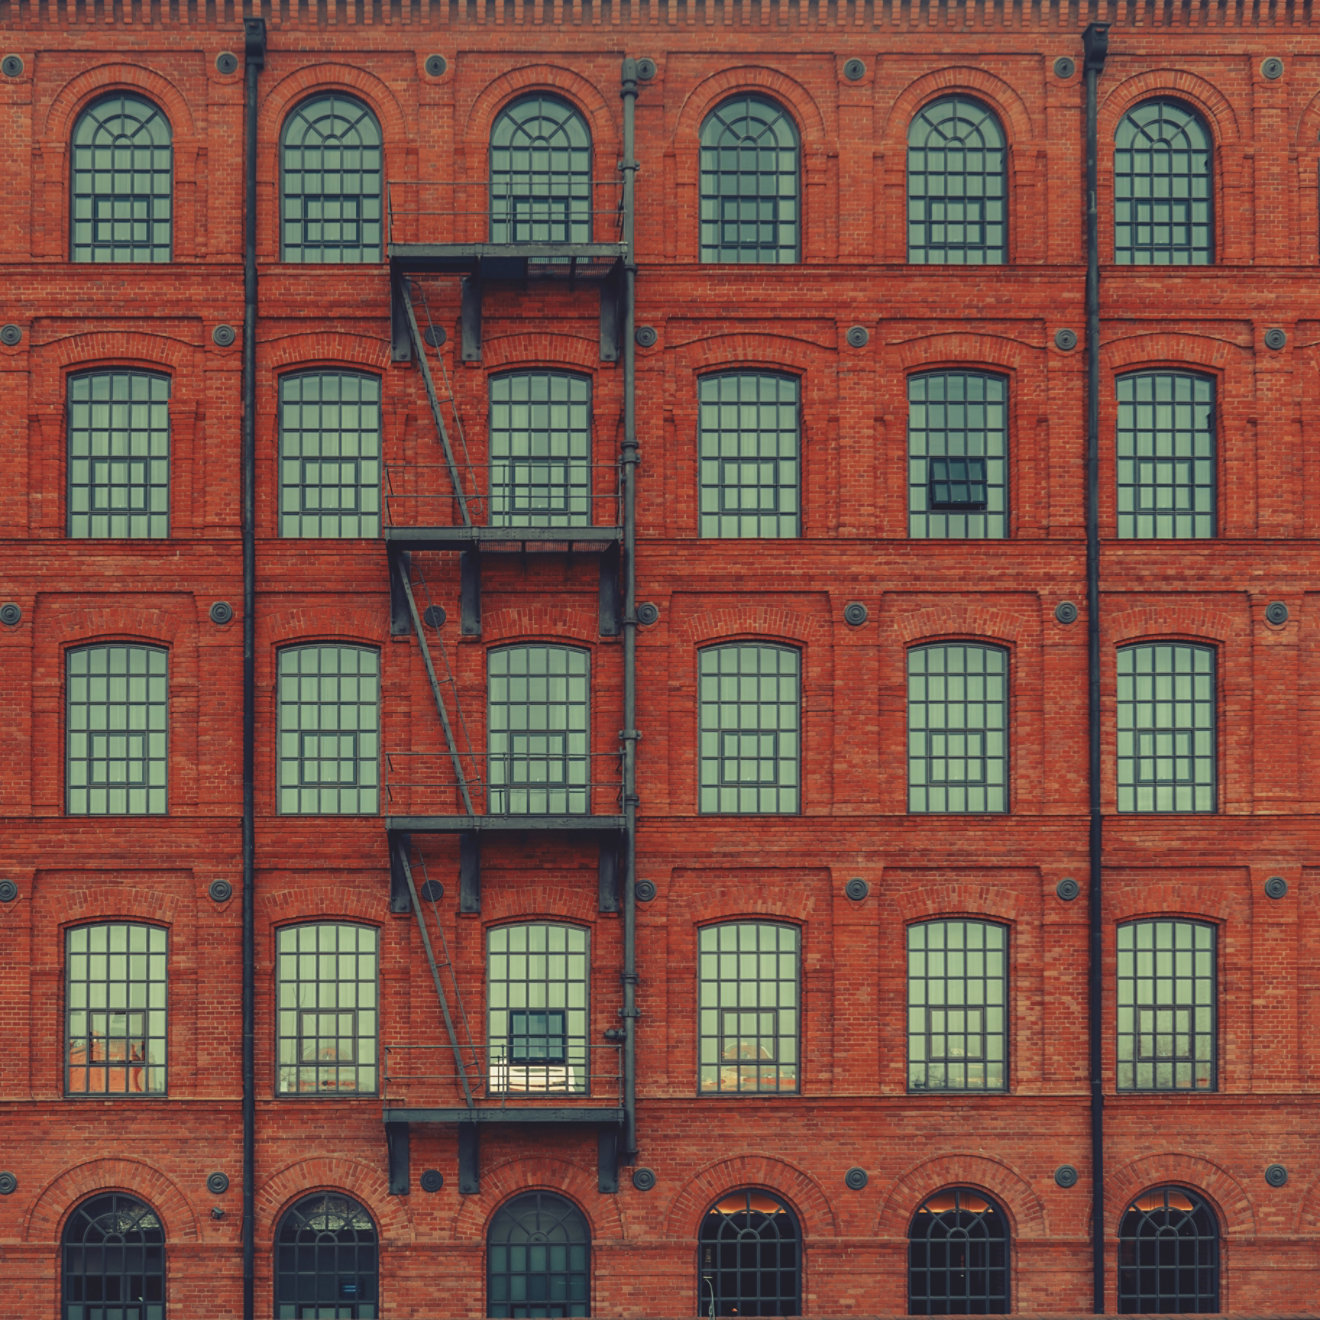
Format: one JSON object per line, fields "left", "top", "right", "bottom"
{"left": 908, "top": 372, "right": 1007, "bottom": 538}
{"left": 279, "top": 373, "right": 381, "bottom": 537}
{"left": 67, "top": 371, "right": 170, "bottom": 538}
{"left": 66, "top": 923, "right": 167, "bottom": 1095}
{"left": 698, "top": 374, "right": 800, "bottom": 538}
{"left": 908, "top": 920, "right": 1007, "bottom": 1092}
{"left": 1117, "top": 920, "right": 1216, "bottom": 1090}
{"left": 1116, "top": 373, "right": 1215, "bottom": 538}
{"left": 277, "top": 924, "right": 378, "bottom": 1095}
{"left": 699, "top": 923, "right": 798, "bottom": 1093}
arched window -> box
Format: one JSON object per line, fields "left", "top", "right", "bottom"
{"left": 1115, "top": 371, "right": 1215, "bottom": 539}
{"left": 908, "top": 1188, "right": 1009, "bottom": 1315}
{"left": 488, "top": 923, "right": 590, "bottom": 1094}
{"left": 280, "top": 94, "right": 383, "bottom": 263}
{"left": 66, "top": 643, "right": 169, "bottom": 815}
{"left": 63, "top": 1192, "right": 166, "bottom": 1320}
{"left": 490, "top": 95, "right": 592, "bottom": 245}
{"left": 699, "top": 96, "right": 800, "bottom": 263}
{"left": 1114, "top": 100, "right": 1213, "bottom": 265}
{"left": 698, "top": 643, "right": 800, "bottom": 813}
{"left": 487, "top": 1191, "right": 590, "bottom": 1317}
{"left": 1115, "top": 642, "right": 1216, "bottom": 813}
{"left": 908, "top": 920, "right": 1007, "bottom": 1093}
{"left": 908, "top": 371, "right": 1008, "bottom": 538}
{"left": 907, "top": 643, "right": 1008, "bottom": 813}
{"left": 489, "top": 371, "right": 592, "bottom": 528}
{"left": 71, "top": 93, "right": 172, "bottom": 263}
{"left": 1117, "top": 919, "right": 1216, "bottom": 1091}
{"left": 698, "top": 1189, "right": 800, "bottom": 1316}
{"left": 275, "top": 1192, "right": 379, "bottom": 1318}
{"left": 907, "top": 96, "right": 1007, "bottom": 264}
{"left": 1118, "top": 1186, "right": 1219, "bottom": 1313}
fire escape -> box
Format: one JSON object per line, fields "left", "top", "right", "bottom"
{"left": 380, "top": 62, "right": 646, "bottom": 1198}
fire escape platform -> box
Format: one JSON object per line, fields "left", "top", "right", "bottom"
{"left": 386, "top": 814, "right": 628, "bottom": 835}
{"left": 385, "top": 1106, "right": 625, "bottom": 1125}
{"left": 390, "top": 242, "right": 626, "bottom": 274}
{"left": 384, "top": 525, "right": 622, "bottom": 550}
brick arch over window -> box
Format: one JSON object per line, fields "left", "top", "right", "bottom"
{"left": 256, "top": 1161, "right": 412, "bottom": 1246}
{"left": 894, "top": 332, "right": 1033, "bottom": 376}
{"left": 264, "top": 332, "right": 391, "bottom": 375}
{"left": 52, "top": 330, "right": 195, "bottom": 375}
{"left": 667, "top": 1158, "right": 834, "bottom": 1240}
{"left": 879, "top": 1154, "right": 1046, "bottom": 1240}
{"left": 44, "top": 65, "right": 196, "bottom": 142}
{"left": 676, "top": 606, "right": 828, "bottom": 649}
{"left": 886, "top": 880, "right": 1032, "bottom": 929}
{"left": 1107, "top": 1156, "right": 1252, "bottom": 1236}
{"left": 891, "top": 609, "right": 1024, "bottom": 650}
{"left": 453, "top": 1156, "right": 623, "bottom": 1241}
{"left": 261, "top": 65, "right": 410, "bottom": 152}
{"left": 481, "top": 331, "right": 601, "bottom": 375}
{"left": 465, "top": 68, "right": 617, "bottom": 171}
{"left": 1101, "top": 329, "right": 1242, "bottom": 378}
{"left": 684, "top": 331, "right": 826, "bottom": 375}
{"left": 481, "top": 606, "right": 602, "bottom": 644}
{"left": 24, "top": 1159, "right": 199, "bottom": 1244}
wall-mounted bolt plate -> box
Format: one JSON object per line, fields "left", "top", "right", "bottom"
{"left": 425, "top": 55, "right": 448, "bottom": 77}
{"left": 1264, "top": 876, "right": 1288, "bottom": 900}
{"left": 845, "top": 878, "right": 869, "bottom": 901}
{"left": 1056, "top": 878, "right": 1080, "bottom": 901}
{"left": 209, "top": 879, "right": 233, "bottom": 903}
{"left": 1054, "top": 56, "right": 1076, "bottom": 78}
{"left": 843, "top": 58, "right": 866, "bottom": 81}
{"left": 212, "top": 325, "right": 236, "bottom": 348}
{"left": 1055, "top": 1165, "right": 1079, "bottom": 1188}
{"left": 215, "top": 52, "right": 239, "bottom": 74}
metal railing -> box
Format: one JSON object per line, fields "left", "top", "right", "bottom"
{"left": 385, "top": 749, "right": 624, "bottom": 819}
{"left": 384, "top": 1041, "right": 623, "bottom": 1109}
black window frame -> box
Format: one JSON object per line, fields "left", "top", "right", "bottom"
{"left": 698, "top": 1188, "right": 801, "bottom": 1317}
{"left": 274, "top": 1191, "right": 380, "bottom": 1318}
{"left": 1117, "top": 1185, "right": 1220, "bottom": 1313}
{"left": 487, "top": 1191, "right": 591, "bottom": 1318}
{"left": 908, "top": 1187, "right": 1010, "bottom": 1315}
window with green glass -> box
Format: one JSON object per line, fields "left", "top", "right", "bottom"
{"left": 489, "top": 372, "right": 592, "bottom": 527}
{"left": 490, "top": 94, "right": 592, "bottom": 245}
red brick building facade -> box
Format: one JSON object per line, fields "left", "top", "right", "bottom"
{"left": 3, "top": 1, "right": 1320, "bottom": 1315}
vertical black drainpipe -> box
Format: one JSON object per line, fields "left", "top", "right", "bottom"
{"left": 241, "top": 17, "right": 266, "bottom": 1320}
{"left": 1082, "top": 21, "right": 1109, "bottom": 1316}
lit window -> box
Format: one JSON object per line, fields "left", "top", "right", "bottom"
{"left": 70, "top": 93, "right": 172, "bottom": 263}
{"left": 275, "top": 1193, "right": 379, "bottom": 1319}
{"left": 698, "top": 373, "right": 800, "bottom": 538}
{"left": 1118, "top": 1186, "right": 1219, "bottom": 1313}
{"left": 699, "top": 1189, "right": 800, "bottom": 1317}
{"left": 488, "top": 1192, "right": 590, "bottom": 1318}
{"left": 699, "top": 644, "right": 799, "bottom": 813}
{"left": 908, "top": 643, "right": 1008, "bottom": 813}
{"left": 908, "top": 920, "right": 1006, "bottom": 1092}
{"left": 1117, "top": 919, "right": 1215, "bottom": 1091}
{"left": 66, "top": 923, "right": 167, "bottom": 1095}
{"left": 490, "top": 95, "right": 592, "bottom": 245}
{"left": 276, "top": 645, "right": 380, "bottom": 814}
{"left": 280, "top": 93, "right": 383, "bottom": 263}
{"left": 63, "top": 1194, "right": 165, "bottom": 1320}
{"left": 66, "top": 644, "right": 168, "bottom": 815}
{"left": 698, "top": 923, "right": 798, "bottom": 1094}
{"left": 487, "top": 644, "right": 590, "bottom": 815}
{"left": 908, "top": 371, "right": 1007, "bottom": 538}
{"left": 489, "top": 372, "right": 592, "bottom": 528}
{"left": 1115, "top": 100, "right": 1213, "bottom": 265}
{"left": 699, "top": 96, "right": 799, "bottom": 263}
{"left": 276, "top": 923, "right": 378, "bottom": 1095}
{"left": 907, "top": 97, "right": 1007, "bottom": 264}
{"left": 67, "top": 370, "right": 170, "bottom": 538}
{"left": 1116, "top": 642, "right": 1216, "bottom": 813}
{"left": 487, "top": 924, "right": 589, "bottom": 1094}
{"left": 908, "top": 1188, "right": 1010, "bottom": 1315}
{"left": 279, "top": 372, "right": 381, "bottom": 537}
{"left": 1116, "top": 371, "right": 1215, "bottom": 538}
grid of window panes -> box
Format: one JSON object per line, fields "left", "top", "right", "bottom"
{"left": 70, "top": 93, "right": 172, "bottom": 262}
{"left": 907, "top": 96, "right": 1007, "bottom": 264}
{"left": 1114, "top": 100, "right": 1213, "bottom": 265}
{"left": 281, "top": 94, "right": 383, "bottom": 263}
{"left": 1116, "top": 371, "right": 1215, "bottom": 538}
{"left": 1118, "top": 1187, "right": 1219, "bottom": 1313}
{"left": 1116, "top": 920, "right": 1215, "bottom": 1091}
{"left": 908, "top": 372, "right": 1007, "bottom": 538}
{"left": 66, "top": 644, "right": 168, "bottom": 815}
{"left": 488, "top": 1191, "right": 590, "bottom": 1319}
{"left": 65, "top": 923, "right": 167, "bottom": 1096}
{"left": 700, "top": 95, "right": 800, "bottom": 263}
{"left": 907, "top": 921, "right": 1006, "bottom": 1093}
{"left": 699, "top": 644, "right": 800, "bottom": 813}
{"left": 1116, "top": 643, "right": 1215, "bottom": 813}
{"left": 275, "top": 1193, "right": 379, "bottom": 1319}
{"left": 909, "top": 1189, "right": 1009, "bottom": 1316}
{"left": 487, "top": 645, "right": 590, "bottom": 814}
{"left": 63, "top": 1193, "right": 165, "bottom": 1320}
{"left": 698, "top": 923, "right": 798, "bottom": 1094}
{"left": 490, "top": 95, "right": 592, "bottom": 245}
{"left": 276, "top": 923, "right": 378, "bottom": 1095}
{"left": 908, "top": 644, "right": 1007, "bottom": 813}
{"left": 277, "top": 645, "right": 380, "bottom": 814}
{"left": 489, "top": 372, "right": 592, "bottom": 527}
{"left": 279, "top": 372, "right": 381, "bottom": 537}
{"left": 487, "top": 924, "right": 589, "bottom": 1095}
{"left": 698, "top": 373, "right": 800, "bottom": 538}
{"left": 699, "top": 1190, "right": 801, "bottom": 1318}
